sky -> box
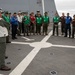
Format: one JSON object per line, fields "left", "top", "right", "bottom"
{"left": 54, "top": 0, "right": 75, "bottom": 17}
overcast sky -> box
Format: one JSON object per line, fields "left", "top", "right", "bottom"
{"left": 54, "top": 0, "right": 75, "bottom": 16}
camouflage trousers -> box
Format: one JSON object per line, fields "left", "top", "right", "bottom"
{"left": 0, "top": 37, "right": 6, "bottom": 68}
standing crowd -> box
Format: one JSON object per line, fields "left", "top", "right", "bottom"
{"left": 1, "top": 10, "right": 75, "bottom": 41}
{"left": 0, "top": 10, "right": 50, "bottom": 71}
{"left": 0, "top": 10, "right": 75, "bottom": 71}
{"left": 53, "top": 12, "right": 75, "bottom": 38}
{"left": 5, "top": 11, "right": 50, "bottom": 41}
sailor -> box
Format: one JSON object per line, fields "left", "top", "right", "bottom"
{"left": 2, "top": 11, "right": 11, "bottom": 43}
{"left": 23, "top": 12, "right": 30, "bottom": 36}
{"left": 10, "top": 12, "right": 19, "bottom": 39}
{"left": 64, "top": 13, "right": 72, "bottom": 38}
{"left": 72, "top": 15, "right": 75, "bottom": 38}
{"left": 21, "top": 12, "right": 25, "bottom": 34}
{"left": 17, "top": 11, "right": 23, "bottom": 36}
{"left": 36, "top": 13, "right": 43, "bottom": 35}
{"left": 0, "top": 11, "right": 11, "bottom": 71}
{"left": 42, "top": 12, "right": 50, "bottom": 35}
{"left": 53, "top": 13, "right": 60, "bottom": 36}
{"left": 35, "top": 11, "right": 42, "bottom": 33}
{"left": 60, "top": 13, "right": 65, "bottom": 35}
{"left": 30, "top": 12, "right": 36, "bottom": 35}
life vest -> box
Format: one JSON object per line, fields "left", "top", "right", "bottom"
{"left": 53, "top": 16, "right": 59, "bottom": 23}
{"left": 36, "top": 17, "right": 42, "bottom": 24}
{"left": 43, "top": 16, "right": 49, "bottom": 24}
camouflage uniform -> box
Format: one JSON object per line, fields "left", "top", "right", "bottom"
{"left": 0, "top": 19, "right": 8, "bottom": 68}
{"left": 2, "top": 14, "right": 10, "bottom": 43}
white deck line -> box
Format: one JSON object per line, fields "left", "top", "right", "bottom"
{"left": 9, "top": 31, "right": 53, "bottom": 75}
{"left": 11, "top": 42, "right": 30, "bottom": 45}
{"left": 52, "top": 44, "right": 75, "bottom": 48}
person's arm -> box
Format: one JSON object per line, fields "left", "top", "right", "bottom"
{"left": 2, "top": 14, "right": 6, "bottom": 21}
{"left": 48, "top": 17, "right": 50, "bottom": 24}
{"left": 53, "top": 17, "right": 54, "bottom": 23}
{"left": 23, "top": 17, "right": 26, "bottom": 22}
{"left": 59, "top": 17, "right": 62, "bottom": 22}
{"left": 22, "top": 17, "right": 25, "bottom": 23}
{"left": 70, "top": 17, "right": 72, "bottom": 23}
{"left": 1, "top": 20, "right": 10, "bottom": 30}
{"left": 41, "top": 16, "right": 43, "bottom": 25}
{"left": 72, "top": 19, "right": 74, "bottom": 26}
{"left": 35, "top": 17, "right": 37, "bottom": 24}
{"left": 58, "top": 17, "right": 60, "bottom": 23}
{"left": 29, "top": 16, "right": 30, "bottom": 26}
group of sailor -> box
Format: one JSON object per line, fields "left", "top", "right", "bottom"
{"left": 0, "top": 9, "right": 75, "bottom": 71}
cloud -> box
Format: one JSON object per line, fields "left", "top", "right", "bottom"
{"left": 55, "top": 0, "right": 75, "bottom": 10}
{"left": 54, "top": 0, "right": 75, "bottom": 17}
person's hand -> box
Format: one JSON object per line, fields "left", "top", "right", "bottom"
{"left": 42, "top": 23, "right": 44, "bottom": 26}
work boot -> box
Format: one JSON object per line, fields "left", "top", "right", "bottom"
{"left": 0, "top": 66, "right": 11, "bottom": 71}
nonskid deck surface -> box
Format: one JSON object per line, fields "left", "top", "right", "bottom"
{"left": 0, "top": 24, "right": 75, "bottom": 75}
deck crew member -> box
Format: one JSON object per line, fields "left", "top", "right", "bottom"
{"left": 42, "top": 12, "right": 50, "bottom": 35}
{"left": 53, "top": 13, "right": 60, "bottom": 36}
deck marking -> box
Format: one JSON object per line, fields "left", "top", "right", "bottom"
{"left": 52, "top": 44, "right": 75, "bottom": 48}
{"left": 22, "top": 37, "right": 35, "bottom": 41}
{"left": 11, "top": 42, "right": 30, "bottom": 45}
{"left": 9, "top": 30, "right": 75, "bottom": 75}
{"left": 9, "top": 31, "right": 53, "bottom": 75}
